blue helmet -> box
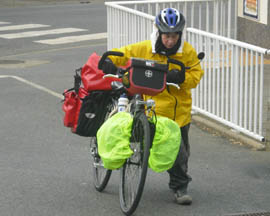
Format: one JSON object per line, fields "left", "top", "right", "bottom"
{"left": 155, "top": 8, "right": 185, "bottom": 33}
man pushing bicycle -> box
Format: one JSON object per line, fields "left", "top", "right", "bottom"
{"left": 101, "top": 8, "right": 204, "bottom": 205}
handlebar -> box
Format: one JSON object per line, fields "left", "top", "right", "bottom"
{"left": 98, "top": 51, "right": 124, "bottom": 70}
{"left": 99, "top": 50, "right": 205, "bottom": 91}
{"left": 99, "top": 50, "right": 205, "bottom": 73}
{"left": 167, "top": 58, "right": 186, "bottom": 74}
{"left": 167, "top": 51, "right": 205, "bottom": 72}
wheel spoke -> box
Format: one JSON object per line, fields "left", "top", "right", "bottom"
{"left": 90, "top": 97, "right": 116, "bottom": 192}
{"left": 119, "top": 113, "right": 151, "bottom": 215}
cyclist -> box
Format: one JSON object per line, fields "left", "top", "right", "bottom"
{"left": 102, "top": 8, "right": 204, "bottom": 205}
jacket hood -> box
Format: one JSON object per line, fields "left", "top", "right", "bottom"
{"left": 150, "top": 24, "right": 186, "bottom": 54}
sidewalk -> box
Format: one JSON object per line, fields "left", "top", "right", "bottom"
{"left": 192, "top": 114, "right": 269, "bottom": 151}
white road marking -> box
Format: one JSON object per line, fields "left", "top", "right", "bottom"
{"left": 0, "top": 75, "right": 64, "bottom": 99}
{"left": 0, "top": 24, "right": 49, "bottom": 31}
{"left": 0, "top": 60, "right": 49, "bottom": 69}
{"left": 0, "top": 28, "right": 87, "bottom": 39}
{"left": 0, "top": 22, "right": 11, "bottom": 25}
{"left": 34, "top": 32, "right": 107, "bottom": 45}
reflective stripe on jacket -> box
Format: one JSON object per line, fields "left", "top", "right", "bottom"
{"left": 109, "top": 40, "right": 204, "bottom": 127}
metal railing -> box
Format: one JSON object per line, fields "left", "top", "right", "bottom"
{"left": 188, "top": 28, "right": 268, "bottom": 141}
{"left": 106, "top": 0, "right": 237, "bottom": 50}
{"left": 105, "top": 0, "right": 269, "bottom": 141}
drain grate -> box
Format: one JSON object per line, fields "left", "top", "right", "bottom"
{"left": 0, "top": 60, "right": 25, "bottom": 64}
{"left": 225, "top": 212, "right": 270, "bottom": 216}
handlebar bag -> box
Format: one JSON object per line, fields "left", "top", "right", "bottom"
{"left": 97, "top": 112, "right": 134, "bottom": 170}
{"left": 81, "top": 52, "right": 121, "bottom": 91}
{"left": 128, "top": 58, "right": 167, "bottom": 96}
{"left": 149, "top": 116, "right": 181, "bottom": 173}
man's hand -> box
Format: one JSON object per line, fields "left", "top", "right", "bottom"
{"left": 166, "top": 69, "right": 185, "bottom": 84}
{"left": 102, "top": 58, "right": 117, "bottom": 74}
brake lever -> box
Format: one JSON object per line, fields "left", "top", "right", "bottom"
{"left": 103, "top": 74, "right": 119, "bottom": 79}
{"left": 167, "top": 82, "right": 180, "bottom": 89}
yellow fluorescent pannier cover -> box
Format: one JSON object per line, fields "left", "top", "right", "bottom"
{"left": 97, "top": 112, "right": 133, "bottom": 170}
{"left": 149, "top": 116, "right": 181, "bottom": 173}
{"left": 97, "top": 112, "right": 181, "bottom": 172}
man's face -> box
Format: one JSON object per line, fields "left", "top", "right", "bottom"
{"left": 161, "top": 32, "right": 180, "bottom": 49}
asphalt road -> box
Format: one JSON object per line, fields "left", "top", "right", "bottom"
{"left": 0, "top": 2, "right": 270, "bottom": 216}
{"left": 0, "top": 0, "right": 101, "bottom": 7}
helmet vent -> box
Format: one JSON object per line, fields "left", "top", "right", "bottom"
{"left": 156, "top": 8, "right": 185, "bottom": 33}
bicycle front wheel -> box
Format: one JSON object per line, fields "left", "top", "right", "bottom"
{"left": 119, "top": 113, "right": 151, "bottom": 216}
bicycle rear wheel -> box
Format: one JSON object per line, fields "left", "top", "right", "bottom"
{"left": 119, "top": 113, "right": 151, "bottom": 216}
{"left": 91, "top": 137, "right": 112, "bottom": 192}
{"left": 90, "top": 99, "right": 117, "bottom": 192}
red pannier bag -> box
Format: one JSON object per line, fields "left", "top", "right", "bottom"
{"left": 62, "top": 87, "right": 88, "bottom": 131}
{"left": 71, "top": 87, "right": 88, "bottom": 133}
{"left": 81, "top": 52, "right": 121, "bottom": 91}
{"left": 62, "top": 90, "right": 78, "bottom": 127}
{"left": 62, "top": 52, "right": 119, "bottom": 137}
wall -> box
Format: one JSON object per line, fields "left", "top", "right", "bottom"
{"left": 237, "top": 0, "right": 270, "bottom": 49}
{"left": 263, "top": 64, "right": 270, "bottom": 145}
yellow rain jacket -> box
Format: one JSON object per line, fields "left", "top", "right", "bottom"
{"left": 109, "top": 40, "right": 204, "bottom": 127}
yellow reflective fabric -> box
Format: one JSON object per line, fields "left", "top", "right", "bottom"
{"left": 97, "top": 112, "right": 133, "bottom": 170}
{"left": 97, "top": 112, "right": 180, "bottom": 172}
{"left": 149, "top": 116, "right": 181, "bottom": 173}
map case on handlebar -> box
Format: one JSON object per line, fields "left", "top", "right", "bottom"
{"left": 127, "top": 58, "right": 168, "bottom": 96}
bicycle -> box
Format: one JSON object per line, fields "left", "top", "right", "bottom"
{"left": 90, "top": 50, "right": 204, "bottom": 215}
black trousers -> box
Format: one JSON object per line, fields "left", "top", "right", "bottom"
{"left": 167, "top": 123, "right": 192, "bottom": 192}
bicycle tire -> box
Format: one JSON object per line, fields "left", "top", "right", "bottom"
{"left": 91, "top": 99, "right": 117, "bottom": 192}
{"left": 119, "top": 112, "right": 151, "bottom": 215}
{"left": 91, "top": 138, "right": 112, "bottom": 192}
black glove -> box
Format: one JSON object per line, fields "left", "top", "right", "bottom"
{"left": 102, "top": 58, "right": 117, "bottom": 74}
{"left": 166, "top": 69, "right": 185, "bottom": 84}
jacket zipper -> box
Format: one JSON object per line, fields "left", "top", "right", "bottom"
{"left": 166, "top": 55, "right": 178, "bottom": 121}
{"left": 166, "top": 86, "right": 178, "bottom": 121}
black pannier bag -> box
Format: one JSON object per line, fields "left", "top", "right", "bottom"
{"left": 62, "top": 67, "right": 115, "bottom": 137}
{"left": 75, "top": 91, "right": 113, "bottom": 137}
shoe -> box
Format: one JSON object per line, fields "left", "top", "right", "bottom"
{"left": 174, "top": 190, "right": 192, "bottom": 205}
